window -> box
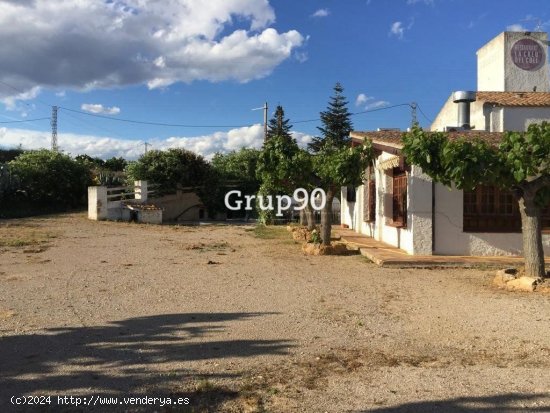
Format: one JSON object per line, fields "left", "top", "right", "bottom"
{"left": 463, "top": 185, "right": 550, "bottom": 232}
{"left": 346, "top": 185, "right": 356, "bottom": 203}
{"left": 392, "top": 168, "right": 407, "bottom": 227}
{"left": 363, "top": 167, "right": 376, "bottom": 222}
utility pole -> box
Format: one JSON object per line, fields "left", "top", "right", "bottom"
{"left": 252, "top": 102, "right": 269, "bottom": 143}
{"left": 144, "top": 142, "right": 150, "bottom": 154}
{"left": 410, "top": 102, "right": 418, "bottom": 128}
{"left": 263, "top": 102, "right": 268, "bottom": 143}
{"left": 51, "top": 106, "right": 58, "bottom": 152}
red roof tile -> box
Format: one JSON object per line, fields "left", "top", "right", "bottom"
{"left": 351, "top": 130, "right": 505, "bottom": 148}
{"left": 476, "top": 91, "right": 550, "bottom": 106}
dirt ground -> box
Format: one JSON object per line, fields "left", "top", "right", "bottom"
{"left": 0, "top": 213, "right": 549, "bottom": 412}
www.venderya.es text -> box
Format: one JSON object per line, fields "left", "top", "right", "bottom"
{"left": 11, "top": 395, "right": 190, "bottom": 407}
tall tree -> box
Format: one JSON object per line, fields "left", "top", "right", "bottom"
{"left": 308, "top": 82, "right": 353, "bottom": 152}
{"left": 402, "top": 124, "right": 550, "bottom": 278}
{"left": 310, "top": 83, "right": 373, "bottom": 244}
{"left": 266, "top": 105, "right": 293, "bottom": 142}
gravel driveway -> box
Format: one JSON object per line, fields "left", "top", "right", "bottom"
{"left": 1, "top": 214, "right": 549, "bottom": 412}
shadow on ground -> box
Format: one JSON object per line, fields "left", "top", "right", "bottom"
{"left": 361, "top": 393, "right": 550, "bottom": 412}
{"left": 0, "top": 312, "right": 292, "bottom": 411}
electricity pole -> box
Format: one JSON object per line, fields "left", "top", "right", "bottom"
{"left": 144, "top": 142, "right": 150, "bottom": 154}
{"left": 252, "top": 102, "right": 269, "bottom": 143}
{"left": 51, "top": 106, "right": 58, "bottom": 152}
{"left": 410, "top": 102, "right": 418, "bottom": 128}
{"left": 263, "top": 101, "right": 268, "bottom": 143}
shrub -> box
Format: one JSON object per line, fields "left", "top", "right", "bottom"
{"left": 8, "top": 150, "right": 92, "bottom": 207}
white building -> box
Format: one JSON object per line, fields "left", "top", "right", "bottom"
{"left": 341, "top": 31, "right": 550, "bottom": 256}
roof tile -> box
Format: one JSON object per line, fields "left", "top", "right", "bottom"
{"left": 351, "top": 130, "right": 505, "bottom": 148}
{"left": 476, "top": 91, "right": 550, "bottom": 106}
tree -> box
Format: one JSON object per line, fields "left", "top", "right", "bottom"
{"left": 103, "top": 157, "right": 127, "bottom": 172}
{"left": 0, "top": 147, "right": 24, "bottom": 163}
{"left": 8, "top": 150, "right": 92, "bottom": 207}
{"left": 210, "top": 148, "right": 262, "bottom": 217}
{"left": 75, "top": 154, "right": 105, "bottom": 169}
{"left": 309, "top": 83, "right": 373, "bottom": 245}
{"left": 256, "top": 133, "right": 314, "bottom": 225}
{"left": 267, "top": 105, "right": 293, "bottom": 142}
{"left": 308, "top": 82, "right": 353, "bottom": 152}
{"left": 402, "top": 124, "right": 550, "bottom": 278}
{"left": 126, "top": 148, "right": 210, "bottom": 194}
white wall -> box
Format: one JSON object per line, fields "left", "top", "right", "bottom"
{"left": 502, "top": 107, "right": 550, "bottom": 131}
{"left": 434, "top": 183, "right": 550, "bottom": 256}
{"left": 430, "top": 96, "right": 487, "bottom": 132}
{"left": 477, "top": 32, "right": 506, "bottom": 91}
{"left": 341, "top": 154, "right": 433, "bottom": 255}
{"left": 477, "top": 31, "right": 549, "bottom": 92}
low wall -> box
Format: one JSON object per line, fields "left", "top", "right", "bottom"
{"left": 152, "top": 191, "right": 205, "bottom": 221}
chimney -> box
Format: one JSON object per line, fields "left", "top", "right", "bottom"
{"left": 453, "top": 91, "right": 476, "bottom": 130}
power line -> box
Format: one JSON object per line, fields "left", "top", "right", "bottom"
{"left": 416, "top": 103, "right": 433, "bottom": 124}
{"left": 60, "top": 107, "right": 129, "bottom": 140}
{"left": 58, "top": 107, "right": 247, "bottom": 128}
{"left": 58, "top": 102, "right": 415, "bottom": 130}
{"left": 0, "top": 117, "right": 50, "bottom": 124}
{"left": 293, "top": 103, "right": 413, "bottom": 124}
{"left": 0, "top": 80, "right": 53, "bottom": 109}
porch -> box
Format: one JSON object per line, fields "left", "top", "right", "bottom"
{"left": 335, "top": 227, "right": 550, "bottom": 269}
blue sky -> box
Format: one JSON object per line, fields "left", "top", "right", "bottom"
{"left": 0, "top": 0, "right": 549, "bottom": 159}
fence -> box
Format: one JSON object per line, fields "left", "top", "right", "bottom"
{"left": 88, "top": 180, "right": 161, "bottom": 223}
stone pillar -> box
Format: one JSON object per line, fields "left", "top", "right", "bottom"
{"left": 135, "top": 180, "right": 148, "bottom": 202}
{"left": 88, "top": 186, "right": 107, "bottom": 220}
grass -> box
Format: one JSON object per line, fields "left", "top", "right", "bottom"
{"left": 0, "top": 224, "right": 59, "bottom": 248}
{"left": 249, "top": 225, "right": 289, "bottom": 240}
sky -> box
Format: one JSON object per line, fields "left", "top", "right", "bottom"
{"left": 0, "top": 0, "right": 549, "bottom": 160}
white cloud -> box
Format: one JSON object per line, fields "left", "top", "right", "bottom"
{"left": 355, "top": 93, "right": 372, "bottom": 106}
{"left": 389, "top": 21, "right": 405, "bottom": 39}
{"left": 81, "top": 104, "right": 121, "bottom": 115}
{"left": 311, "top": 8, "right": 330, "bottom": 18}
{"left": 355, "top": 93, "right": 389, "bottom": 110}
{"left": 407, "top": 0, "right": 434, "bottom": 5}
{"left": 291, "top": 131, "right": 313, "bottom": 147}
{"left": 294, "top": 51, "right": 309, "bottom": 63}
{"left": 1, "top": 86, "right": 41, "bottom": 111}
{"left": 506, "top": 23, "right": 528, "bottom": 32}
{"left": 389, "top": 18, "right": 415, "bottom": 40}
{"left": 0, "top": 124, "right": 314, "bottom": 161}
{"left": 365, "top": 100, "right": 390, "bottom": 110}
{"left": 0, "top": 0, "right": 305, "bottom": 100}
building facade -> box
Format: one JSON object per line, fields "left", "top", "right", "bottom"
{"left": 341, "top": 31, "right": 550, "bottom": 256}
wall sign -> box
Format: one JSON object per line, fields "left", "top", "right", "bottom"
{"left": 511, "top": 38, "right": 545, "bottom": 71}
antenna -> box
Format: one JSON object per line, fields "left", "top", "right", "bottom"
{"left": 51, "top": 106, "right": 58, "bottom": 152}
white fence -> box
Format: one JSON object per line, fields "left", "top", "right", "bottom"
{"left": 88, "top": 180, "right": 162, "bottom": 224}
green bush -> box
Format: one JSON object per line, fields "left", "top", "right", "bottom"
{"left": 126, "top": 148, "right": 211, "bottom": 194}
{"left": 8, "top": 150, "right": 92, "bottom": 208}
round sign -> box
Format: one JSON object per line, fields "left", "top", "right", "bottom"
{"left": 511, "top": 38, "right": 545, "bottom": 71}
